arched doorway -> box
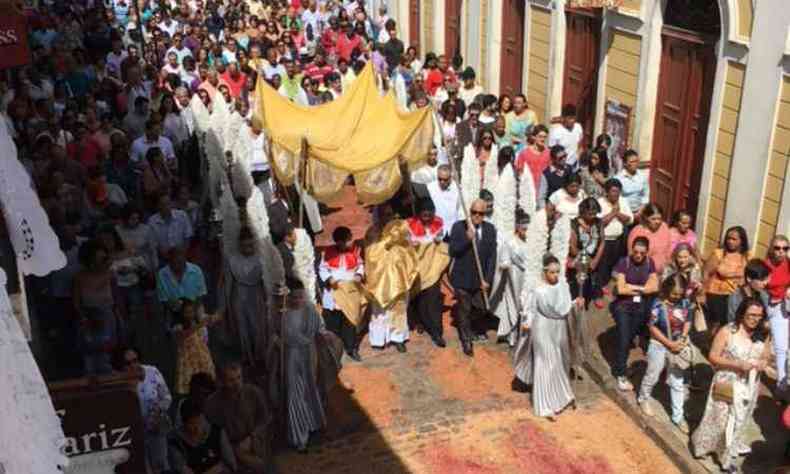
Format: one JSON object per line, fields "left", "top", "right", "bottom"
{"left": 562, "top": 7, "right": 602, "bottom": 148}
{"left": 650, "top": 0, "right": 720, "bottom": 218}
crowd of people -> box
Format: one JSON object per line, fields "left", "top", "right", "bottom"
{"left": 1, "top": 0, "right": 789, "bottom": 473}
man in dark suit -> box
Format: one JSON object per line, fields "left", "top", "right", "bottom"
{"left": 455, "top": 102, "right": 482, "bottom": 151}
{"left": 276, "top": 223, "right": 297, "bottom": 282}
{"left": 448, "top": 199, "right": 497, "bottom": 356}
{"left": 267, "top": 186, "right": 292, "bottom": 245}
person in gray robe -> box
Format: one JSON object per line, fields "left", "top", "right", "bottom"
{"left": 491, "top": 210, "right": 530, "bottom": 346}
{"left": 282, "top": 277, "right": 328, "bottom": 452}
{"left": 216, "top": 227, "right": 270, "bottom": 368}
{"left": 512, "top": 254, "right": 577, "bottom": 420}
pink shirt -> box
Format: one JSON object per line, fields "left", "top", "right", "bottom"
{"left": 628, "top": 223, "right": 673, "bottom": 274}
{"left": 669, "top": 228, "right": 697, "bottom": 252}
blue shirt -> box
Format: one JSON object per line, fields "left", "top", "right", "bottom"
{"left": 147, "top": 210, "right": 194, "bottom": 254}
{"left": 648, "top": 298, "right": 692, "bottom": 339}
{"left": 615, "top": 169, "right": 650, "bottom": 213}
{"left": 156, "top": 262, "right": 207, "bottom": 303}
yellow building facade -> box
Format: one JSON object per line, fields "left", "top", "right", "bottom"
{"left": 392, "top": 0, "right": 790, "bottom": 257}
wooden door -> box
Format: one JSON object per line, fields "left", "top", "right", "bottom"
{"left": 562, "top": 9, "right": 601, "bottom": 148}
{"left": 651, "top": 27, "right": 716, "bottom": 217}
{"left": 445, "top": 0, "right": 462, "bottom": 60}
{"left": 409, "top": 0, "right": 420, "bottom": 51}
{"left": 499, "top": 0, "right": 526, "bottom": 95}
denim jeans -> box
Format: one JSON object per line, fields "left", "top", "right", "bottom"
{"left": 611, "top": 302, "right": 647, "bottom": 377}
{"left": 638, "top": 340, "right": 685, "bottom": 424}
{"left": 768, "top": 302, "right": 789, "bottom": 386}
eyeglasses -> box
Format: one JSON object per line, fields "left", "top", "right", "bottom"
{"left": 470, "top": 210, "right": 486, "bottom": 216}
{"left": 437, "top": 177, "right": 451, "bottom": 183}
{"left": 774, "top": 245, "right": 790, "bottom": 251}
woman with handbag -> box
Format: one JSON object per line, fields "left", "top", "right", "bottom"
{"left": 637, "top": 274, "right": 693, "bottom": 433}
{"left": 692, "top": 298, "right": 771, "bottom": 473}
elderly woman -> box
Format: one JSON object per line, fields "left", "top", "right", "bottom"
{"left": 692, "top": 298, "right": 771, "bottom": 473}
{"left": 764, "top": 235, "right": 790, "bottom": 390}
{"left": 512, "top": 254, "right": 580, "bottom": 420}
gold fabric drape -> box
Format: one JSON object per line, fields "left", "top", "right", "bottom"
{"left": 254, "top": 63, "right": 434, "bottom": 205}
{"left": 332, "top": 281, "right": 368, "bottom": 328}
{"left": 362, "top": 220, "right": 418, "bottom": 309}
{"left": 413, "top": 242, "right": 451, "bottom": 292}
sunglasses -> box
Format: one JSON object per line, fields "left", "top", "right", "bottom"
{"left": 470, "top": 210, "right": 486, "bottom": 216}
{"left": 775, "top": 245, "right": 790, "bottom": 251}
{"left": 437, "top": 177, "right": 451, "bottom": 183}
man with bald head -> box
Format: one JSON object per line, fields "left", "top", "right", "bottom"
{"left": 448, "top": 199, "right": 498, "bottom": 356}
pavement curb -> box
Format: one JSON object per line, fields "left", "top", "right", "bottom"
{"left": 582, "top": 358, "right": 710, "bottom": 474}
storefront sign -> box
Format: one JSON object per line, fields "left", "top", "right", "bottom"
{"left": 0, "top": 6, "right": 30, "bottom": 69}
{"left": 50, "top": 376, "right": 146, "bottom": 474}
{"left": 568, "top": 0, "right": 624, "bottom": 7}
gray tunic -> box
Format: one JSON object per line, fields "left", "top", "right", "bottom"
{"left": 283, "top": 305, "right": 326, "bottom": 447}
{"left": 218, "top": 254, "right": 270, "bottom": 364}
{"left": 513, "top": 281, "right": 575, "bottom": 417}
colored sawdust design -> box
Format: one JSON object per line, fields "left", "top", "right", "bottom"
{"left": 539, "top": 399, "right": 683, "bottom": 474}
{"left": 337, "top": 365, "right": 401, "bottom": 427}
{"left": 421, "top": 443, "right": 502, "bottom": 474}
{"left": 507, "top": 421, "right": 614, "bottom": 474}
{"left": 427, "top": 345, "right": 518, "bottom": 403}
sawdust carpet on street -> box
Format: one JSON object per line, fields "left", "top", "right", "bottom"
{"left": 278, "top": 186, "right": 682, "bottom": 473}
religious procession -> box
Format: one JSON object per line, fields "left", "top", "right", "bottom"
{"left": 1, "top": 0, "right": 790, "bottom": 473}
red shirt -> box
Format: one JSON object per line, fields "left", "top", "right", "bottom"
{"left": 515, "top": 146, "right": 551, "bottom": 190}
{"left": 67, "top": 137, "right": 102, "bottom": 170}
{"left": 424, "top": 68, "right": 443, "bottom": 96}
{"left": 220, "top": 71, "right": 247, "bottom": 99}
{"left": 304, "top": 63, "right": 334, "bottom": 84}
{"left": 336, "top": 33, "right": 362, "bottom": 62}
{"left": 764, "top": 257, "right": 790, "bottom": 302}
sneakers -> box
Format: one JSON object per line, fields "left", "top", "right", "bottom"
{"left": 639, "top": 399, "right": 655, "bottom": 417}
{"left": 616, "top": 376, "right": 634, "bottom": 391}
{"left": 673, "top": 419, "right": 690, "bottom": 434}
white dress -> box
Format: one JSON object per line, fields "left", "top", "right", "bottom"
{"left": 0, "top": 269, "right": 69, "bottom": 473}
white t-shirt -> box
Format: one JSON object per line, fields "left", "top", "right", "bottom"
{"left": 548, "top": 123, "right": 584, "bottom": 169}
{"left": 131, "top": 135, "right": 176, "bottom": 166}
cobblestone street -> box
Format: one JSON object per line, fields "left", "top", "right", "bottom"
{"left": 274, "top": 321, "right": 683, "bottom": 474}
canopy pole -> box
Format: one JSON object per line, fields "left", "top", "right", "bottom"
{"left": 298, "top": 137, "right": 308, "bottom": 229}
{"left": 436, "top": 109, "right": 490, "bottom": 311}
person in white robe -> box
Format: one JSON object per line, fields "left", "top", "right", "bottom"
{"left": 426, "top": 164, "right": 460, "bottom": 238}
{"left": 318, "top": 226, "right": 364, "bottom": 361}
{"left": 512, "top": 254, "right": 579, "bottom": 420}
{"left": 491, "top": 209, "right": 530, "bottom": 346}
{"left": 363, "top": 204, "right": 411, "bottom": 353}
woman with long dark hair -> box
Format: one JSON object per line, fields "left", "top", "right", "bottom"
{"left": 692, "top": 298, "right": 770, "bottom": 473}
{"left": 703, "top": 226, "right": 750, "bottom": 334}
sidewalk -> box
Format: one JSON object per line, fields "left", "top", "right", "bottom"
{"left": 581, "top": 298, "right": 787, "bottom": 474}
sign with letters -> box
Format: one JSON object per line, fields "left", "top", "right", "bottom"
{"left": 50, "top": 376, "right": 147, "bottom": 474}
{"left": 0, "top": 2, "right": 30, "bottom": 69}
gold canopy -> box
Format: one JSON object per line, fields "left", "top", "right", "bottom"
{"left": 254, "top": 63, "right": 434, "bottom": 205}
